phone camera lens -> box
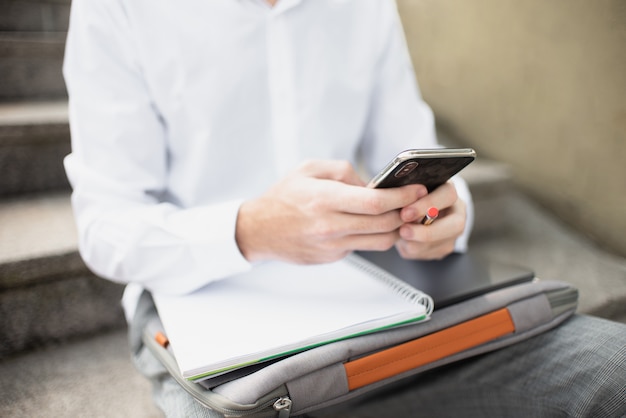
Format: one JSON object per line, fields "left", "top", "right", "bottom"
{"left": 394, "top": 161, "right": 418, "bottom": 178}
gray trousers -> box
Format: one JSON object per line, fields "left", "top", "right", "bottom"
{"left": 130, "top": 292, "right": 626, "bottom": 418}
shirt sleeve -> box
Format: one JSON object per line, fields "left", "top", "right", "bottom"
{"left": 360, "top": 0, "right": 474, "bottom": 252}
{"left": 63, "top": 0, "right": 251, "bottom": 296}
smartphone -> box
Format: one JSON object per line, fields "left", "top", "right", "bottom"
{"left": 367, "top": 148, "right": 476, "bottom": 192}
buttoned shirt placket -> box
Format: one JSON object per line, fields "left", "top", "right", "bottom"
{"left": 266, "top": 1, "right": 301, "bottom": 176}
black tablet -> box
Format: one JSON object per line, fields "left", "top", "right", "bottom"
{"left": 356, "top": 249, "right": 535, "bottom": 309}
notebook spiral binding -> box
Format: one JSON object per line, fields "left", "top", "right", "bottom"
{"left": 346, "top": 254, "right": 434, "bottom": 316}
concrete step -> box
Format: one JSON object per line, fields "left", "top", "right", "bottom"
{"left": 0, "top": 0, "right": 71, "bottom": 32}
{"left": 0, "top": 100, "right": 70, "bottom": 196}
{"left": 0, "top": 192, "right": 125, "bottom": 358}
{"left": 459, "top": 158, "right": 512, "bottom": 238}
{"left": 469, "top": 188, "right": 626, "bottom": 323}
{"left": 0, "top": 328, "right": 162, "bottom": 418}
{"left": 0, "top": 160, "right": 512, "bottom": 358}
{"left": 0, "top": 32, "right": 67, "bottom": 101}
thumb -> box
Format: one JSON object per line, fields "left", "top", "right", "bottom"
{"left": 296, "top": 160, "right": 366, "bottom": 186}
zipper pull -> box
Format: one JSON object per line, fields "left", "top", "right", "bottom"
{"left": 273, "top": 397, "right": 292, "bottom": 418}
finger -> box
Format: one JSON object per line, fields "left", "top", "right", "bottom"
{"left": 326, "top": 182, "right": 426, "bottom": 216}
{"left": 300, "top": 228, "right": 401, "bottom": 261}
{"left": 333, "top": 210, "right": 404, "bottom": 235}
{"left": 297, "top": 160, "right": 365, "bottom": 186}
{"left": 399, "top": 210, "right": 465, "bottom": 243}
{"left": 395, "top": 238, "right": 456, "bottom": 260}
{"left": 337, "top": 230, "right": 401, "bottom": 253}
{"left": 312, "top": 210, "right": 405, "bottom": 238}
{"left": 400, "top": 181, "right": 457, "bottom": 223}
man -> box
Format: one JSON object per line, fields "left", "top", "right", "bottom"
{"left": 63, "top": 0, "right": 625, "bottom": 416}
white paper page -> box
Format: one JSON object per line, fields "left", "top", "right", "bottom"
{"left": 153, "top": 256, "right": 429, "bottom": 380}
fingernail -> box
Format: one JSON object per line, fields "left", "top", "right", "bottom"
{"left": 402, "top": 208, "right": 415, "bottom": 222}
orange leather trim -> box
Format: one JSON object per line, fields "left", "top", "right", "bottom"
{"left": 344, "top": 308, "right": 515, "bottom": 390}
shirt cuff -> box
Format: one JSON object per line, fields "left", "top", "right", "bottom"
{"left": 165, "top": 199, "right": 253, "bottom": 289}
{"left": 451, "top": 175, "right": 474, "bottom": 253}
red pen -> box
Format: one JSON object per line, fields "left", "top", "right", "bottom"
{"left": 421, "top": 207, "right": 439, "bottom": 225}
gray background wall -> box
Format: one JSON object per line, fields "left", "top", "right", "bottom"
{"left": 397, "top": 0, "right": 626, "bottom": 256}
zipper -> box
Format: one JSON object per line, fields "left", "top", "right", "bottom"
{"left": 143, "top": 324, "right": 291, "bottom": 417}
{"left": 273, "top": 397, "right": 293, "bottom": 418}
{"left": 208, "top": 394, "right": 291, "bottom": 417}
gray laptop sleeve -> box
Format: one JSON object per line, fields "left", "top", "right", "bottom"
{"left": 143, "top": 279, "right": 578, "bottom": 417}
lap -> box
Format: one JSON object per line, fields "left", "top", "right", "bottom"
{"left": 130, "top": 291, "right": 626, "bottom": 418}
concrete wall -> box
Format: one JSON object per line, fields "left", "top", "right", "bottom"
{"left": 397, "top": 0, "right": 626, "bottom": 256}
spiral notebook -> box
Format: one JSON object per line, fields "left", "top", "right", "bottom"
{"left": 153, "top": 254, "right": 433, "bottom": 382}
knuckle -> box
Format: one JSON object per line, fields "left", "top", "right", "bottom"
{"left": 439, "top": 181, "right": 458, "bottom": 200}
{"left": 330, "top": 160, "right": 354, "bottom": 183}
{"left": 430, "top": 243, "right": 455, "bottom": 260}
{"left": 311, "top": 219, "right": 338, "bottom": 239}
{"left": 376, "top": 211, "right": 401, "bottom": 232}
{"left": 305, "top": 194, "right": 329, "bottom": 213}
{"left": 297, "top": 159, "right": 316, "bottom": 172}
{"left": 447, "top": 213, "right": 465, "bottom": 235}
{"left": 435, "top": 244, "right": 454, "bottom": 260}
{"left": 336, "top": 160, "right": 352, "bottom": 174}
{"left": 363, "top": 195, "right": 386, "bottom": 214}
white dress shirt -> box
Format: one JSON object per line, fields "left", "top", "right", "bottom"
{"left": 63, "top": 0, "right": 473, "bottom": 320}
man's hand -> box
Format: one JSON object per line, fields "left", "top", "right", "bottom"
{"left": 395, "top": 181, "right": 466, "bottom": 260}
{"left": 235, "top": 160, "right": 426, "bottom": 264}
